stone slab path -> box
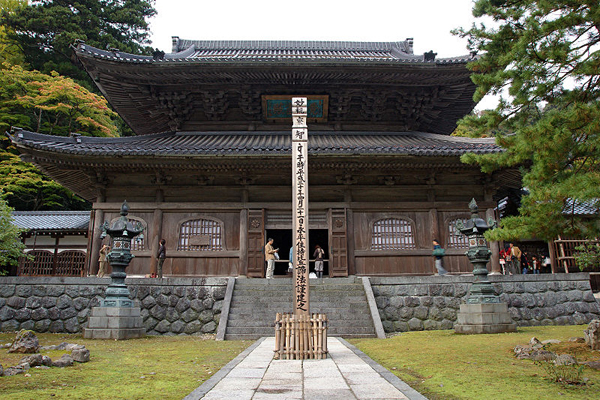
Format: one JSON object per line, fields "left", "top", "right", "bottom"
{"left": 184, "top": 337, "right": 427, "bottom": 400}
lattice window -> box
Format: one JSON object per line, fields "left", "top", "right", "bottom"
{"left": 109, "top": 217, "right": 146, "bottom": 251}
{"left": 371, "top": 218, "right": 416, "bottom": 250}
{"left": 178, "top": 218, "right": 223, "bottom": 251}
{"left": 447, "top": 219, "right": 469, "bottom": 249}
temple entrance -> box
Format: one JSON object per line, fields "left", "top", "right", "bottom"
{"left": 266, "top": 229, "right": 329, "bottom": 276}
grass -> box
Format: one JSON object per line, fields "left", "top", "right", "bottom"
{"left": 350, "top": 325, "right": 600, "bottom": 400}
{"left": 0, "top": 333, "right": 251, "bottom": 400}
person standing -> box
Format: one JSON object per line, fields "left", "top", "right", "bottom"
{"left": 264, "top": 238, "right": 278, "bottom": 279}
{"left": 97, "top": 244, "right": 110, "bottom": 277}
{"left": 432, "top": 239, "right": 448, "bottom": 276}
{"left": 313, "top": 244, "right": 325, "bottom": 279}
{"left": 509, "top": 243, "right": 521, "bottom": 275}
{"left": 157, "top": 238, "right": 166, "bottom": 278}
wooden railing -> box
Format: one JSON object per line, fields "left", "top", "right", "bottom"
{"left": 274, "top": 313, "right": 328, "bottom": 360}
{"left": 18, "top": 250, "right": 86, "bottom": 277}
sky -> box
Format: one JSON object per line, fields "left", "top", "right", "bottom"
{"left": 148, "top": 0, "right": 496, "bottom": 109}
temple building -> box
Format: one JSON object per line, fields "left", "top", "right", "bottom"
{"left": 10, "top": 38, "right": 520, "bottom": 278}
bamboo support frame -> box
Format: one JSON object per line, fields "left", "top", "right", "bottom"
{"left": 274, "top": 313, "right": 328, "bottom": 360}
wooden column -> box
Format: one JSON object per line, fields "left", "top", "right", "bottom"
{"left": 239, "top": 208, "right": 248, "bottom": 276}
{"left": 89, "top": 189, "right": 105, "bottom": 276}
{"left": 486, "top": 207, "right": 502, "bottom": 274}
{"left": 292, "top": 97, "right": 309, "bottom": 315}
{"left": 150, "top": 189, "right": 164, "bottom": 275}
{"left": 429, "top": 208, "right": 440, "bottom": 275}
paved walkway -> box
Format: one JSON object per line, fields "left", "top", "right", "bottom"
{"left": 184, "top": 337, "right": 427, "bottom": 400}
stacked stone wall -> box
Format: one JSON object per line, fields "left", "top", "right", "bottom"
{"left": 371, "top": 273, "right": 600, "bottom": 333}
{"left": 1, "top": 274, "right": 599, "bottom": 336}
{"left": 0, "top": 277, "right": 226, "bottom": 335}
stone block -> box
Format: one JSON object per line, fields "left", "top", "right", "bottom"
{"left": 7, "top": 296, "right": 25, "bottom": 309}
{"left": 408, "top": 317, "right": 423, "bottom": 331}
{"left": 455, "top": 302, "right": 517, "bottom": 334}
{"left": 0, "top": 285, "right": 15, "bottom": 297}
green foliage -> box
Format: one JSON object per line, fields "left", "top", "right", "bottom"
{"left": 0, "top": 0, "right": 156, "bottom": 85}
{"left": 454, "top": 1, "right": 600, "bottom": 241}
{"left": 0, "top": 147, "right": 89, "bottom": 210}
{"left": 0, "top": 64, "right": 118, "bottom": 136}
{"left": 0, "top": 0, "right": 27, "bottom": 67}
{"left": 0, "top": 195, "right": 26, "bottom": 269}
{"left": 573, "top": 242, "right": 600, "bottom": 272}
{"left": 0, "top": 64, "right": 117, "bottom": 210}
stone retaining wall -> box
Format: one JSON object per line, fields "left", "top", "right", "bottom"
{"left": 0, "top": 277, "right": 227, "bottom": 336}
{"left": 2, "top": 274, "right": 599, "bottom": 336}
{"left": 371, "top": 273, "right": 600, "bottom": 333}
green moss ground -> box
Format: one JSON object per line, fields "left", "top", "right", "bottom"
{"left": 350, "top": 325, "right": 600, "bottom": 400}
{"left": 0, "top": 333, "right": 251, "bottom": 400}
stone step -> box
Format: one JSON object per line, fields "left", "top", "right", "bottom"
{"left": 224, "top": 277, "right": 377, "bottom": 339}
{"left": 224, "top": 332, "right": 376, "bottom": 340}
{"left": 224, "top": 318, "right": 375, "bottom": 328}
{"left": 225, "top": 326, "right": 376, "bottom": 335}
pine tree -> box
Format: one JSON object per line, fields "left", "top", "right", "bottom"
{"left": 455, "top": 0, "right": 600, "bottom": 241}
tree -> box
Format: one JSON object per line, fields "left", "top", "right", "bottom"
{"left": 0, "top": 64, "right": 118, "bottom": 137}
{"left": 0, "top": 65, "right": 117, "bottom": 210}
{"left": 0, "top": 0, "right": 27, "bottom": 67}
{"left": 0, "top": 0, "right": 156, "bottom": 85}
{"left": 0, "top": 196, "right": 27, "bottom": 271}
{"left": 455, "top": 1, "right": 600, "bottom": 241}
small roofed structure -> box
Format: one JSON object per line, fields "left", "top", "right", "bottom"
{"left": 11, "top": 211, "right": 90, "bottom": 276}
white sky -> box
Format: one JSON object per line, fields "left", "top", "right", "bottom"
{"left": 149, "top": 0, "right": 497, "bottom": 109}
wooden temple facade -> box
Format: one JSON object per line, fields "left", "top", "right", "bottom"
{"left": 10, "top": 39, "right": 520, "bottom": 278}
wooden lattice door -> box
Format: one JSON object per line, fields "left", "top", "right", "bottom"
{"left": 247, "top": 209, "right": 265, "bottom": 277}
{"left": 329, "top": 209, "right": 348, "bottom": 277}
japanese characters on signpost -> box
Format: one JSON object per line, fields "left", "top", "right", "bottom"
{"left": 292, "top": 97, "right": 309, "bottom": 316}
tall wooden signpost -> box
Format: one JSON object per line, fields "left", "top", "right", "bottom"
{"left": 274, "top": 97, "right": 328, "bottom": 359}
{"left": 292, "top": 97, "right": 309, "bottom": 315}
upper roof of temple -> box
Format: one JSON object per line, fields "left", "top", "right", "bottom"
{"left": 73, "top": 39, "right": 478, "bottom": 136}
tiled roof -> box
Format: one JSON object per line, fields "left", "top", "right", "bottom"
{"left": 74, "top": 39, "right": 472, "bottom": 65}
{"left": 11, "top": 130, "right": 502, "bottom": 157}
{"left": 564, "top": 199, "right": 600, "bottom": 215}
{"left": 12, "top": 211, "right": 90, "bottom": 231}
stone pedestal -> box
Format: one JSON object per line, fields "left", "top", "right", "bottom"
{"left": 83, "top": 306, "right": 145, "bottom": 340}
{"left": 454, "top": 303, "right": 517, "bottom": 334}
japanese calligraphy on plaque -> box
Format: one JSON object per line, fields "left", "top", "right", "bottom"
{"left": 292, "top": 97, "right": 309, "bottom": 315}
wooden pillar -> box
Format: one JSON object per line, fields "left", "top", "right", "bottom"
{"left": 150, "top": 189, "right": 164, "bottom": 275}
{"left": 292, "top": 97, "right": 309, "bottom": 315}
{"left": 548, "top": 240, "right": 557, "bottom": 274}
{"left": 89, "top": 189, "right": 105, "bottom": 276}
{"left": 429, "top": 208, "right": 440, "bottom": 275}
{"left": 239, "top": 208, "right": 248, "bottom": 276}
{"left": 486, "top": 207, "right": 501, "bottom": 274}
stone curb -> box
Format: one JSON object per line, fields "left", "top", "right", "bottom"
{"left": 337, "top": 337, "right": 429, "bottom": 400}
{"left": 182, "top": 337, "right": 266, "bottom": 400}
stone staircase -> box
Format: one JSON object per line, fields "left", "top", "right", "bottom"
{"left": 224, "top": 277, "right": 377, "bottom": 340}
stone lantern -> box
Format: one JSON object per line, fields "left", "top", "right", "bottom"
{"left": 83, "top": 200, "right": 146, "bottom": 339}
{"left": 99, "top": 200, "right": 144, "bottom": 307}
{"left": 454, "top": 199, "right": 517, "bottom": 334}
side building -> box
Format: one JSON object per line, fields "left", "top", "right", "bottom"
{"left": 10, "top": 39, "right": 521, "bottom": 278}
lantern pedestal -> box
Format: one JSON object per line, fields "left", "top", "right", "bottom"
{"left": 454, "top": 303, "right": 516, "bottom": 334}
{"left": 83, "top": 306, "right": 145, "bottom": 340}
